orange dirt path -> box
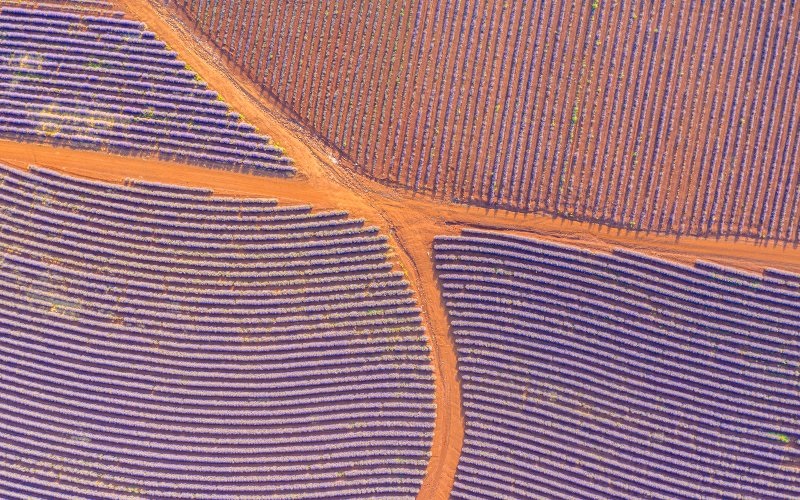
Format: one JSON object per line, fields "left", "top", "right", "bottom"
{"left": 5, "top": 2, "right": 800, "bottom": 498}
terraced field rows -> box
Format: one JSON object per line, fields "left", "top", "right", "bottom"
{"left": 169, "top": 0, "right": 800, "bottom": 241}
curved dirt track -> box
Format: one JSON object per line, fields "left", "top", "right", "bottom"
{"left": 2, "top": 1, "right": 799, "bottom": 498}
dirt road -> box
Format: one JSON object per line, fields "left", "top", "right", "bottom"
{"left": 4, "top": 1, "right": 799, "bottom": 498}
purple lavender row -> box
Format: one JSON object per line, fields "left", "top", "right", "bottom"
{"left": 6, "top": 236, "right": 397, "bottom": 284}
{"left": 437, "top": 251, "right": 800, "bottom": 329}
{"left": 5, "top": 215, "right": 389, "bottom": 258}
{"left": 0, "top": 15, "right": 160, "bottom": 43}
{"left": 458, "top": 229, "right": 800, "bottom": 302}
{"left": 764, "top": 267, "right": 800, "bottom": 285}
{"left": 466, "top": 385, "right": 783, "bottom": 480}
{"left": 0, "top": 416, "right": 429, "bottom": 460}
{"left": 613, "top": 247, "right": 800, "bottom": 303}
{"left": 3, "top": 265, "right": 415, "bottom": 318}
{"left": 0, "top": 37, "right": 183, "bottom": 68}
{"left": 0, "top": 67, "right": 220, "bottom": 113}
{"left": 0, "top": 49, "right": 199, "bottom": 85}
{"left": 694, "top": 260, "right": 800, "bottom": 292}
{"left": 127, "top": 178, "right": 213, "bottom": 196}
{"left": 1, "top": 385, "right": 433, "bottom": 440}
{"left": 0, "top": 404, "right": 432, "bottom": 456}
{"left": 1, "top": 345, "right": 431, "bottom": 397}
{"left": 0, "top": 116, "right": 294, "bottom": 177}
{"left": 6, "top": 166, "right": 293, "bottom": 213}
{"left": 1, "top": 244, "right": 395, "bottom": 297}
{"left": 6, "top": 272, "right": 414, "bottom": 318}
{"left": 457, "top": 228, "right": 797, "bottom": 298}
{"left": 0, "top": 182, "right": 304, "bottom": 223}
{"left": 0, "top": 213, "right": 366, "bottom": 254}
{"left": 2, "top": 64, "right": 219, "bottom": 103}
{"left": 0, "top": 300, "right": 426, "bottom": 352}
{"left": 3, "top": 172, "right": 313, "bottom": 214}
{"left": 449, "top": 314, "right": 800, "bottom": 433}
{"left": 0, "top": 20, "right": 166, "bottom": 50}
{"left": 450, "top": 324, "right": 795, "bottom": 441}
{"left": 441, "top": 289, "right": 795, "bottom": 379}
{"left": 0, "top": 315, "right": 428, "bottom": 379}
{"left": 1, "top": 7, "right": 145, "bottom": 32}
{"left": 0, "top": 447, "right": 428, "bottom": 497}
{"left": 0, "top": 80, "right": 238, "bottom": 121}
{"left": 456, "top": 350, "right": 800, "bottom": 498}
{"left": 2, "top": 395, "right": 432, "bottom": 446}
{"left": 0, "top": 445, "right": 427, "bottom": 491}
{"left": 458, "top": 364, "right": 797, "bottom": 470}
{"left": 3, "top": 276, "right": 418, "bottom": 328}
{"left": 438, "top": 261, "right": 800, "bottom": 344}
{"left": 4, "top": 376, "right": 435, "bottom": 424}
{"left": 1, "top": 252, "right": 410, "bottom": 303}
{"left": 0, "top": 203, "right": 389, "bottom": 257}
{"left": 460, "top": 376, "right": 799, "bottom": 493}
{"left": 0, "top": 466, "right": 423, "bottom": 500}
{"left": 4, "top": 209, "right": 383, "bottom": 250}
{"left": 1, "top": 287, "right": 422, "bottom": 339}
{"left": 0, "top": 440, "right": 428, "bottom": 493}
{"left": 0, "top": 202, "right": 366, "bottom": 241}
{"left": 440, "top": 276, "right": 799, "bottom": 367}
{"left": 0, "top": 300, "right": 425, "bottom": 355}
{"left": 2, "top": 360, "right": 434, "bottom": 412}
{"left": 434, "top": 250, "right": 800, "bottom": 330}
{"left": 1, "top": 224, "right": 390, "bottom": 273}
{"left": 25, "top": 164, "right": 276, "bottom": 205}
{"left": 2, "top": 430, "right": 427, "bottom": 471}
{"left": 0, "top": 55, "right": 204, "bottom": 90}
{"left": 437, "top": 233, "right": 800, "bottom": 316}
{"left": 450, "top": 324, "right": 792, "bottom": 460}
{"left": 0, "top": 163, "right": 248, "bottom": 207}
{"left": 2, "top": 349, "right": 433, "bottom": 399}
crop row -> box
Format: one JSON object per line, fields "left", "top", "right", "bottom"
{"left": 443, "top": 228, "right": 800, "bottom": 307}
{"left": 0, "top": 2, "right": 123, "bottom": 19}
{"left": 2, "top": 164, "right": 301, "bottom": 215}
{"left": 0, "top": 185, "right": 369, "bottom": 239}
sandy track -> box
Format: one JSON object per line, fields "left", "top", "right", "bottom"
{"left": 3, "top": 1, "right": 799, "bottom": 498}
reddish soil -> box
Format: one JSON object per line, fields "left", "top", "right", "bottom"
{"left": 161, "top": 1, "right": 800, "bottom": 241}
{"left": 2, "top": 1, "right": 798, "bottom": 498}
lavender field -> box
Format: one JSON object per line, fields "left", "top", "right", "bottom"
{"left": 0, "top": 5, "right": 294, "bottom": 176}
{"left": 435, "top": 229, "right": 800, "bottom": 499}
{"left": 0, "top": 164, "right": 434, "bottom": 498}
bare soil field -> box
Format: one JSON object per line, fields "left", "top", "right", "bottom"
{"left": 164, "top": 0, "right": 800, "bottom": 242}
{"left": 2, "top": 0, "right": 799, "bottom": 498}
